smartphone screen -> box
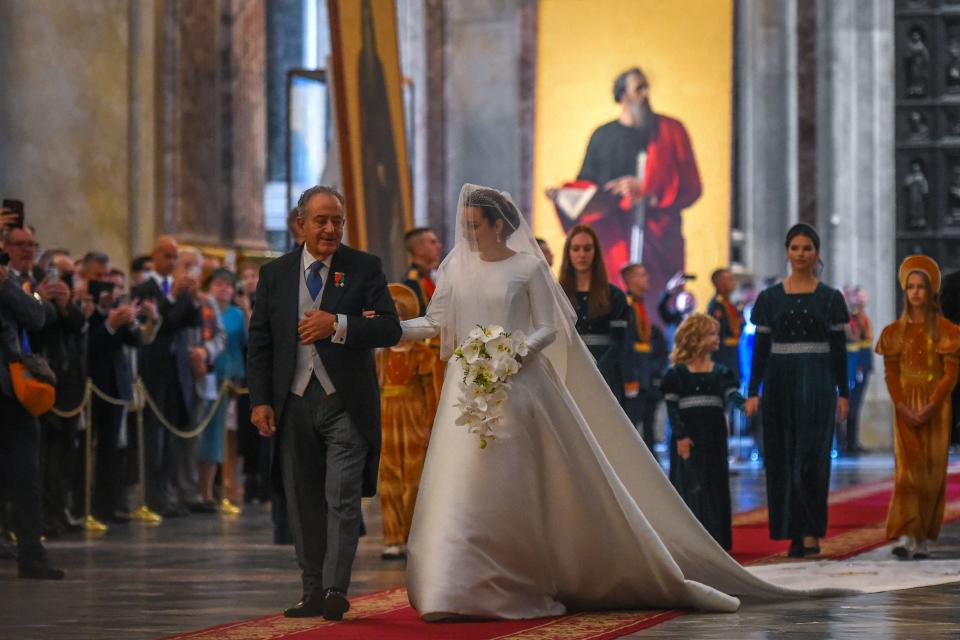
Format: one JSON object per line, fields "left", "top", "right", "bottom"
{"left": 2, "top": 199, "right": 25, "bottom": 228}
{"left": 88, "top": 280, "right": 117, "bottom": 302}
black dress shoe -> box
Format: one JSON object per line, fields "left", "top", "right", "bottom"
{"left": 322, "top": 588, "right": 350, "bottom": 621}
{"left": 787, "top": 539, "right": 805, "bottom": 558}
{"left": 0, "top": 539, "right": 17, "bottom": 560}
{"left": 283, "top": 593, "right": 325, "bottom": 618}
{"left": 19, "top": 561, "right": 65, "bottom": 580}
{"left": 188, "top": 501, "right": 218, "bottom": 514}
{"left": 160, "top": 505, "right": 190, "bottom": 518}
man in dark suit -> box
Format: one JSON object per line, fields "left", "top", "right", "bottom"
{"left": 0, "top": 226, "right": 64, "bottom": 579}
{"left": 86, "top": 252, "right": 160, "bottom": 522}
{"left": 130, "top": 236, "right": 202, "bottom": 516}
{"left": 248, "top": 186, "right": 401, "bottom": 620}
{"left": 34, "top": 253, "right": 86, "bottom": 535}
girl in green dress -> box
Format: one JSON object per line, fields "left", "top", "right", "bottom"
{"left": 662, "top": 313, "right": 743, "bottom": 550}
{"left": 744, "top": 224, "right": 849, "bottom": 558}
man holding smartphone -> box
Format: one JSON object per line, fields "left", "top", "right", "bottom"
{"left": 32, "top": 253, "right": 86, "bottom": 536}
{"left": 84, "top": 251, "right": 159, "bottom": 522}
{"left": 0, "top": 209, "right": 64, "bottom": 579}
{"left": 130, "top": 236, "right": 203, "bottom": 517}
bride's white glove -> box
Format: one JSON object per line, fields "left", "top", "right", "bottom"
{"left": 401, "top": 316, "right": 440, "bottom": 341}
{"left": 523, "top": 326, "right": 557, "bottom": 358}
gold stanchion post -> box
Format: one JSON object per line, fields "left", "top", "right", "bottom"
{"left": 83, "top": 388, "right": 108, "bottom": 534}
{"left": 130, "top": 383, "right": 162, "bottom": 525}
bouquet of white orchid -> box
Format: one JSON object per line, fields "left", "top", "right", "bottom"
{"left": 452, "top": 325, "right": 528, "bottom": 448}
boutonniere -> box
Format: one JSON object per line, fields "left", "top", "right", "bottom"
{"left": 333, "top": 272, "right": 346, "bottom": 288}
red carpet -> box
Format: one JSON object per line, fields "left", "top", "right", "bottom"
{"left": 166, "top": 591, "right": 683, "bottom": 640}
{"left": 166, "top": 470, "right": 960, "bottom": 640}
{"left": 732, "top": 470, "right": 960, "bottom": 565}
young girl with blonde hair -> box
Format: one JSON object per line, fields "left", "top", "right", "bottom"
{"left": 660, "top": 313, "right": 744, "bottom": 550}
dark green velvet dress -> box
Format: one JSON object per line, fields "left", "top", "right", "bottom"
{"left": 749, "top": 283, "right": 849, "bottom": 541}
{"left": 574, "top": 285, "right": 630, "bottom": 404}
{"left": 662, "top": 363, "right": 743, "bottom": 550}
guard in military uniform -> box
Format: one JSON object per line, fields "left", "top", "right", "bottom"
{"left": 401, "top": 228, "right": 445, "bottom": 422}
{"left": 707, "top": 268, "right": 743, "bottom": 381}
{"left": 621, "top": 264, "right": 668, "bottom": 453}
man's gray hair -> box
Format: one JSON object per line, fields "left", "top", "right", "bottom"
{"left": 297, "top": 186, "right": 345, "bottom": 218}
{"left": 82, "top": 251, "right": 110, "bottom": 266}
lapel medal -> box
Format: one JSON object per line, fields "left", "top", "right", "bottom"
{"left": 334, "top": 272, "right": 346, "bottom": 288}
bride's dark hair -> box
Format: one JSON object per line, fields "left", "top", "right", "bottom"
{"left": 464, "top": 188, "right": 521, "bottom": 237}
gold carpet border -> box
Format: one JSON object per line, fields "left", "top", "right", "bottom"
{"left": 491, "top": 610, "right": 674, "bottom": 640}
{"left": 170, "top": 588, "right": 409, "bottom": 639}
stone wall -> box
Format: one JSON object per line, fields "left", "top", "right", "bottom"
{"left": 0, "top": 0, "right": 141, "bottom": 268}
{"left": 0, "top": 0, "right": 267, "bottom": 270}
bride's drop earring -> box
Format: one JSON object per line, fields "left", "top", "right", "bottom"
{"left": 497, "top": 231, "right": 503, "bottom": 244}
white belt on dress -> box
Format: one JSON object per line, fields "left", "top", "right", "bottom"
{"left": 770, "top": 341, "right": 830, "bottom": 355}
{"left": 582, "top": 334, "right": 612, "bottom": 346}
{"left": 677, "top": 396, "right": 725, "bottom": 410}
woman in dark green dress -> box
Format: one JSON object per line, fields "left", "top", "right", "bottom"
{"left": 559, "top": 224, "right": 630, "bottom": 404}
{"left": 744, "top": 224, "right": 849, "bottom": 557}
{"left": 662, "top": 313, "right": 744, "bottom": 550}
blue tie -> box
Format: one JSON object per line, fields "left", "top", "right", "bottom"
{"left": 307, "top": 261, "right": 324, "bottom": 300}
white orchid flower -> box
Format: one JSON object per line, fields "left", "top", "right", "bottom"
{"left": 469, "top": 360, "right": 495, "bottom": 385}
{"left": 481, "top": 325, "right": 506, "bottom": 342}
{"left": 462, "top": 339, "right": 483, "bottom": 364}
{"left": 492, "top": 355, "right": 520, "bottom": 377}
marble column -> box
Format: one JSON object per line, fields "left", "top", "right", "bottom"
{"left": 397, "top": 0, "right": 429, "bottom": 227}
{"left": 435, "top": 0, "right": 533, "bottom": 248}
{"left": 158, "top": 0, "right": 267, "bottom": 250}
{"left": 818, "top": 0, "right": 896, "bottom": 448}
{"left": 736, "top": 0, "right": 798, "bottom": 282}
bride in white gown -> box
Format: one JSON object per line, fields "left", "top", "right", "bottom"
{"left": 396, "top": 185, "right": 903, "bottom": 620}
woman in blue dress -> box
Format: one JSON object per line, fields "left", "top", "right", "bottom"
{"left": 744, "top": 224, "right": 849, "bottom": 558}
{"left": 198, "top": 268, "right": 248, "bottom": 507}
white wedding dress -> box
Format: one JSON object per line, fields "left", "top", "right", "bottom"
{"left": 397, "top": 185, "right": 956, "bottom": 621}
{"left": 402, "top": 252, "right": 789, "bottom": 618}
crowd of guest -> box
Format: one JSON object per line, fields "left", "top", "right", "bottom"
{"left": 0, "top": 211, "right": 267, "bottom": 580}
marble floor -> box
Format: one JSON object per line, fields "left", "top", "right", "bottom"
{"left": 1, "top": 454, "right": 959, "bottom": 639}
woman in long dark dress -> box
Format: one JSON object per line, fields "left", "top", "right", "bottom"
{"left": 744, "top": 224, "right": 849, "bottom": 558}
{"left": 559, "top": 224, "right": 630, "bottom": 404}
{"left": 661, "top": 313, "right": 743, "bottom": 550}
